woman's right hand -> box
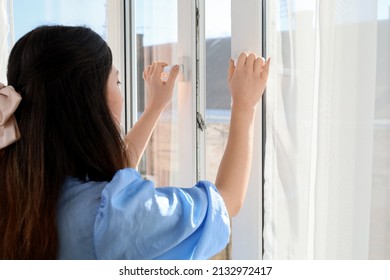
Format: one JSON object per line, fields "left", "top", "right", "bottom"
{"left": 228, "top": 52, "right": 270, "bottom": 110}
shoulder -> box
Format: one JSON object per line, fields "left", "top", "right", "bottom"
{"left": 57, "top": 168, "right": 142, "bottom": 259}
{"left": 59, "top": 168, "right": 142, "bottom": 205}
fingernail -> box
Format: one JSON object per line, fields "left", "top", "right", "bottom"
{"left": 174, "top": 64, "right": 180, "bottom": 70}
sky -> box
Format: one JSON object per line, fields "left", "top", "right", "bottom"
{"left": 14, "top": 0, "right": 232, "bottom": 44}
{"left": 13, "top": 0, "right": 390, "bottom": 43}
{"left": 14, "top": 0, "right": 106, "bottom": 40}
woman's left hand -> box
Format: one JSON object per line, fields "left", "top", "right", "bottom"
{"left": 143, "top": 62, "right": 180, "bottom": 111}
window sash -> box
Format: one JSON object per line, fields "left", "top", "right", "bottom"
{"left": 230, "top": 0, "right": 264, "bottom": 260}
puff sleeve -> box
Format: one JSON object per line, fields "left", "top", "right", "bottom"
{"left": 93, "top": 168, "right": 230, "bottom": 259}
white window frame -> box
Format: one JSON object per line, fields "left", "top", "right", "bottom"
{"left": 106, "top": 0, "right": 126, "bottom": 129}
{"left": 198, "top": 0, "right": 264, "bottom": 259}
{"left": 230, "top": 0, "right": 264, "bottom": 259}
{"left": 196, "top": 0, "right": 206, "bottom": 181}
{"left": 117, "top": 0, "right": 265, "bottom": 259}
{"left": 176, "top": 0, "right": 198, "bottom": 187}
{"left": 121, "top": 0, "right": 198, "bottom": 186}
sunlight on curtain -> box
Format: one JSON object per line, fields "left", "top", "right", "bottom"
{"left": 369, "top": 0, "right": 390, "bottom": 259}
{"left": 264, "top": 0, "right": 389, "bottom": 259}
{"left": 0, "top": 0, "right": 13, "bottom": 83}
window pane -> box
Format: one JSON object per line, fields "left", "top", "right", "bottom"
{"left": 205, "top": 0, "right": 231, "bottom": 184}
{"left": 134, "top": 0, "right": 179, "bottom": 186}
{"left": 205, "top": 0, "right": 231, "bottom": 260}
{"left": 13, "top": 0, "right": 107, "bottom": 40}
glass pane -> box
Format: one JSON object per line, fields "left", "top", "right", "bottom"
{"left": 13, "top": 0, "right": 107, "bottom": 40}
{"left": 205, "top": 0, "right": 231, "bottom": 259}
{"left": 205, "top": 0, "right": 231, "bottom": 184}
{"left": 134, "top": 0, "right": 179, "bottom": 186}
{"left": 369, "top": 0, "right": 390, "bottom": 259}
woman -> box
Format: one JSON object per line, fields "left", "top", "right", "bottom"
{"left": 0, "top": 25, "right": 270, "bottom": 259}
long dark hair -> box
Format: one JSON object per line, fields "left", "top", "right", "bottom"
{"left": 0, "top": 25, "right": 129, "bottom": 259}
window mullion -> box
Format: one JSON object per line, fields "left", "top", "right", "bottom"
{"left": 231, "top": 0, "right": 264, "bottom": 260}
{"left": 196, "top": 0, "right": 206, "bottom": 182}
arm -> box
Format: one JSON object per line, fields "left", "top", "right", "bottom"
{"left": 215, "top": 53, "right": 270, "bottom": 217}
{"left": 125, "top": 62, "right": 179, "bottom": 168}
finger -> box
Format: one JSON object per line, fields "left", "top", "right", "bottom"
{"left": 236, "top": 52, "right": 247, "bottom": 68}
{"left": 254, "top": 57, "right": 265, "bottom": 75}
{"left": 151, "top": 61, "right": 168, "bottom": 77}
{"left": 261, "top": 57, "right": 271, "bottom": 81}
{"left": 228, "top": 58, "right": 235, "bottom": 81}
{"left": 246, "top": 53, "right": 256, "bottom": 68}
{"left": 166, "top": 64, "right": 180, "bottom": 86}
{"left": 149, "top": 63, "right": 157, "bottom": 78}
{"left": 143, "top": 65, "right": 152, "bottom": 79}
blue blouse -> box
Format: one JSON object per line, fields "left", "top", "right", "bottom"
{"left": 57, "top": 168, "right": 230, "bottom": 259}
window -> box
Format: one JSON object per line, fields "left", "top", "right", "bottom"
{"left": 127, "top": 0, "right": 265, "bottom": 260}
{"left": 132, "top": 0, "right": 180, "bottom": 186}
{"left": 204, "top": 0, "right": 232, "bottom": 259}
{"left": 205, "top": 0, "right": 231, "bottom": 186}
{"left": 13, "top": 0, "right": 107, "bottom": 40}
{"left": 2, "top": 0, "right": 108, "bottom": 83}
{"left": 370, "top": 0, "right": 390, "bottom": 259}
{"left": 12, "top": 0, "right": 125, "bottom": 126}
{"left": 128, "top": 0, "right": 197, "bottom": 187}
{"left": 229, "top": 0, "right": 264, "bottom": 260}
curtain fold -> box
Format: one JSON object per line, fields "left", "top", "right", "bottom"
{"left": 264, "top": 0, "right": 382, "bottom": 259}
{"left": 0, "top": 0, "right": 13, "bottom": 83}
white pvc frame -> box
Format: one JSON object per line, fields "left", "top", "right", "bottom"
{"left": 176, "top": 0, "right": 198, "bottom": 187}
{"left": 198, "top": 0, "right": 264, "bottom": 259}
{"left": 117, "top": 0, "right": 264, "bottom": 259}
{"left": 230, "top": 0, "right": 263, "bottom": 259}
{"left": 120, "top": 0, "right": 198, "bottom": 186}
{"left": 106, "top": 0, "right": 126, "bottom": 129}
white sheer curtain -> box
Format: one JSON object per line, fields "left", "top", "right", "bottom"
{"left": 0, "top": 0, "right": 13, "bottom": 83}
{"left": 264, "top": 0, "right": 389, "bottom": 259}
